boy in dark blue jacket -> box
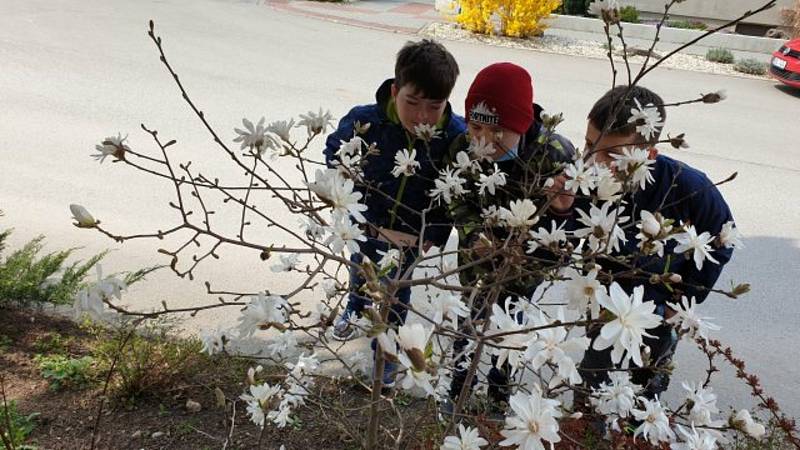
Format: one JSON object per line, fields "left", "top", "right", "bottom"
{"left": 323, "top": 40, "right": 465, "bottom": 376}
{"left": 563, "top": 85, "right": 736, "bottom": 404}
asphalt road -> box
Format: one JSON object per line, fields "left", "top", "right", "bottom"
{"left": 2, "top": 0, "right": 799, "bottom": 417}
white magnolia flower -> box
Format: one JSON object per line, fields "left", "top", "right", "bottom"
{"left": 574, "top": 201, "right": 629, "bottom": 253}
{"left": 524, "top": 308, "right": 590, "bottom": 386}
{"left": 636, "top": 211, "right": 672, "bottom": 257}
{"left": 310, "top": 302, "right": 333, "bottom": 324}
{"left": 527, "top": 220, "right": 568, "bottom": 253}
{"left": 392, "top": 148, "right": 421, "bottom": 177}
{"left": 70, "top": 204, "right": 97, "bottom": 228}
{"left": 396, "top": 323, "right": 431, "bottom": 353}
{"left": 489, "top": 303, "right": 530, "bottom": 373}
{"left": 268, "top": 402, "right": 293, "bottom": 428}
{"left": 454, "top": 150, "right": 479, "bottom": 173}
{"left": 501, "top": 199, "right": 539, "bottom": 229}
{"left": 73, "top": 288, "right": 107, "bottom": 321}
{"left": 430, "top": 167, "right": 469, "bottom": 205}
{"left": 288, "top": 352, "right": 320, "bottom": 379}
{"left": 266, "top": 330, "right": 298, "bottom": 357}
{"left": 375, "top": 327, "right": 398, "bottom": 358}
{"left": 733, "top": 409, "right": 766, "bottom": 439}
{"left": 441, "top": 424, "right": 488, "bottom": 450}
{"left": 325, "top": 215, "right": 366, "bottom": 253}
{"left": 638, "top": 210, "right": 663, "bottom": 238}
{"left": 563, "top": 268, "right": 605, "bottom": 318}
{"left": 237, "top": 293, "right": 290, "bottom": 338}
{"left": 632, "top": 396, "right": 676, "bottom": 445}
{"left": 271, "top": 254, "right": 300, "bottom": 273}
{"left": 240, "top": 382, "right": 283, "bottom": 428}
{"left": 199, "top": 326, "right": 226, "bottom": 355}
{"left": 308, "top": 169, "right": 368, "bottom": 223}
{"left": 297, "top": 108, "right": 334, "bottom": 136}
{"left": 234, "top": 117, "right": 278, "bottom": 155}
{"left": 478, "top": 164, "right": 507, "bottom": 195}
{"left": 718, "top": 221, "right": 743, "bottom": 249}
{"left": 375, "top": 248, "right": 401, "bottom": 270}
{"left": 671, "top": 424, "right": 718, "bottom": 450}
{"left": 266, "top": 118, "right": 295, "bottom": 143}
{"left": 347, "top": 350, "right": 371, "bottom": 375}
{"left": 674, "top": 225, "right": 719, "bottom": 270}
{"left": 628, "top": 99, "right": 664, "bottom": 142}
{"left": 338, "top": 135, "right": 365, "bottom": 158}
{"left": 335, "top": 151, "right": 363, "bottom": 177}
{"left": 667, "top": 297, "right": 720, "bottom": 342}
{"left": 500, "top": 390, "right": 562, "bottom": 450}
{"left": 587, "top": 0, "right": 620, "bottom": 19}
{"left": 481, "top": 205, "right": 503, "bottom": 225}
{"left": 320, "top": 279, "right": 339, "bottom": 299}
{"left": 594, "top": 283, "right": 662, "bottom": 367}
{"left": 92, "top": 264, "right": 127, "bottom": 301}
{"left": 596, "top": 171, "right": 624, "bottom": 202}
{"left": 299, "top": 216, "right": 326, "bottom": 241}
{"left": 93, "top": 133, "right": 129, "bottom": 163}
{"left": 468, "top": 136, "right": 495, "bottom": 161}
{"left": 427, "top": 291, "right": 470, "bottom": 325}
{"left": 398, "top": 357, "right": 436, "bottom": 395}
{"left": 414, "top": 123, "right": 441, "bottom": 142}
{"left": 592, "top": 372, "right": 637, "bottom": 419}
{"left": 682, "top": 381, "right": 722, "bottom": 427}
{"left": 612, "top": 147, "right": 656, "bottom": 190}
{"left": 564, "top": 159, "right": 598, "bottom": 195}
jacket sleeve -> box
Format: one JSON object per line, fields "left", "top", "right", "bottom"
{"left": 324, "top": 109, "right": 358, "bottom": 168}
{"left": 674, "top": 173, "right": 735, "bottom": 304}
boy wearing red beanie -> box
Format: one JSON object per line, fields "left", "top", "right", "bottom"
{"left": 438, "top": 62, "right": 576, "bottom": 415}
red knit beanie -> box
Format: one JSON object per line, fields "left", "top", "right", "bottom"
{"left": 465, "top": 62, "right": 534, "bottom": 135}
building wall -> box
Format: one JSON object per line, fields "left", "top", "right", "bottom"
{"left": 631, "top": 0, "right": 794, "bottom": 27}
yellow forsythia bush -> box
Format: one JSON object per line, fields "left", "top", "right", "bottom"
{"left": 456, "top": 0, "right": 561, "bottom": 37}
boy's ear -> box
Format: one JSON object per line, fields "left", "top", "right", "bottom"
{"left": 390, "top": 83, "right": 398, "bottom": 99}
{"left": 647, "top": 146, "right": 659, "bottom": 160}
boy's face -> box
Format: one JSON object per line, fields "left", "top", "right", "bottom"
{"left": 584, "top": 121, "right": 657, "bottom": 168}
{"left": 467, "top": 121, "right": 521, "bottom": 160}
{"left": 391, "top": 83, "right": 447, "bottom": 134}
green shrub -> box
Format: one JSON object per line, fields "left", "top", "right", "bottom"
{"left": 0, "top": 229, "right": 106, "bottom": 307}
{"left": 619, "top": 6, "right": 639, "bottom": 23}
{"left": 706, "top": 47, "right": 735, "bottom": 64}
{"left": 32, "top": 332, "right": 72, "bottom": 355}
{"left": 667, "top": 19, "right": 708, "bottom": 30}
{"left": 34, "top": 354, "right": 96, "bottom": 390}
{"left": 93, "top": 323, "right": 205, "bottom": 403}
{"left": 0, "top": 400, "right": 38, "bottom": 450}
{"left": 562, "top": 0, "right": 590, "bottom": 15}
{"left": 734, "top": 58, "right": 767, "bottom": 75}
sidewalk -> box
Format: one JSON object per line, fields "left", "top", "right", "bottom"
{"left": 265, "top": 0, "right": 442, "bottom": 34}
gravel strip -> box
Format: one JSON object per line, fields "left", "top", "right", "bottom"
{"left": 420, "top": 22, "right": 771, "bottom": 81}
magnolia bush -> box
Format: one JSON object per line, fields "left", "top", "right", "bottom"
{"left": 70, "top": 1, "right": 800, "bottom": 449}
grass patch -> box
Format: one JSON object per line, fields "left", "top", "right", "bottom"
{"left": 0, "top": 400, "right": 39, "bottom": 450}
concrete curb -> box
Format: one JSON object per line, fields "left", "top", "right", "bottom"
{"left": 545, "top": 14, "right": 785, "bottom": 55}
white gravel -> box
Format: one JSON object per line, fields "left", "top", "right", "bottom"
{"left": 420, "top": 22, "right": 771, "bottom": 81}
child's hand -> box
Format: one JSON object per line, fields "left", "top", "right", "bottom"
{"left": 547, "top": 174, "right": 575, "bottom": 213}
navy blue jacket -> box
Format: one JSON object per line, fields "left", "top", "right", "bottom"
{"left": 324, "top": 79, "right": 466, "bottom": 246}
{"left": 574, "top": 155, "right": 735, "bottom": 305}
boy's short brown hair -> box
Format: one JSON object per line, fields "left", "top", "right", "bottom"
{"left": 394, "top": 39, "right": 459, "bottom": 101}
{"left": 588, "top": 85, "right": 666, "bottom": 145}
